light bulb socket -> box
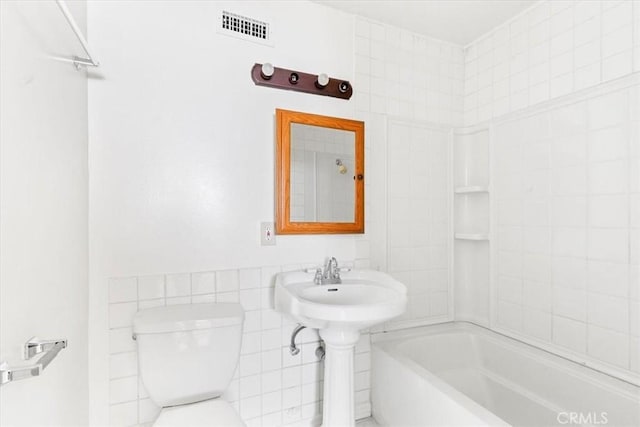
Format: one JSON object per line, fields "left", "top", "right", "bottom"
{"left": 260, "top": 63, "right": 274, "bottom": 80}
{"left": 338, "top": 81, "right": 350, "bottom": 93}
{"left": 289, "top": 72, "right": 299, "bottom": 84}
{"left": 315, "top": 73, "right": 329, "bottom": 89}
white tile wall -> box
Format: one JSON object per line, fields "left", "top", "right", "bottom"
{"left": 464, "top": 0, "right": 640, "bottom": 126}
{"left": 352, "top": 16, "right": 461, "bottom": 329}
{"left": 353, "top": 18, "right": 465, "bottom": 126}
{"left": 107, "top": 263, "right": 371, "bottom": 427}
{"left": 493, "top": 80, "right": 640, "bottom": 377}
{"left": 385, "top": 121, "right": 451, "bottom": 326}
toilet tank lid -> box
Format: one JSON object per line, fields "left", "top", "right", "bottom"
{"left": 133, "top": 303, "right": 244, "bottom": 334}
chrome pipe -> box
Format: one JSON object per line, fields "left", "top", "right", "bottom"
{"left": 289, "top": 324, "right": 306, "bottom": 356}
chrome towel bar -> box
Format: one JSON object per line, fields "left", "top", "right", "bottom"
{"left": 0, "top": 337, "right": 67, "bottom": 386}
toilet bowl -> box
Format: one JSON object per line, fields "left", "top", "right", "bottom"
{"left": 133, "top": 303, "right": 245, "bottom": 426}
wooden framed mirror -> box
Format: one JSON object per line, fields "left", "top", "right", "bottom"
{"left": 276, "top": 109, "right": 364, "bottom": 234}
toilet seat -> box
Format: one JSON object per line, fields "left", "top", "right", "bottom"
{"left": 154, "top": 398, "right": 245, "bottom": 427}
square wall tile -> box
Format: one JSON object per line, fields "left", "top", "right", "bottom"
{"left": 138, "top": 275, "right": 164, "bottom": 300}
{"left": 192, "top": 272, "right": 216, "bottom": 295}
{"left": 589, "top": 159, "right": 628, "bottom": 194}
{"left": 239, "top": 289, "right": 261, "bottom": 311}
{"left": 523, "top": 281, "right": 552, "bottom": 312}
{"left": 588, "top": 228, "right": 629, "bottom": 263}
{"left": 239, "top": 268, "right": 261, "bottom": 290}
{"left": 552, "top": 256, "right": 587, "bottom": 289}
{"left": 589, "top": 125, "right": 628, "bottom": 163}
{"left": 523, "top": 308, "right": 552, "bottom": 341}
{"left": 551, "top": 135, "right": 587, "bottom": 169}
{"left": 587, "top": 261, "right": 629, "bottom": 297}
{"left": 109, "top": 401, "right": 137, "bottom": 427}
{"left": 587, "top": 293, "right": 629, "bottom": 333}
{"left": 165, "top": 273, "right": 190, "bottom": 297}
{"left": 109, "top": 376, "right": 138, "bottom": 404}
{"left": 216, "top": 270, "right": 239, "bottom": 292}
{"left": 109, "top": 277, "right": 137, "bottom": 303}
{"left": 588, "top": 195, "right": 628, "bottom": 227}
{"left": 139, "top": 398, "right": 161, "bottom": 424}
{"left": 551, "top": 196, "right": 587, "bottom": 227}
{"left": 109, "top": 352, "right": 137, "bottom": 379}
{"left": 553, "top": 316, "right": 587, "bottom": 353}
{"left": 109, "top": 302, "right": 138, "bottom": 329}
{"left": 587, "top": 90, "right": 629, "bottom": 129}
{"left": 498, "top": 301, "right": 523, "bottom": 332}
{"left": 109, "top": 327, "right": 135, "bottom": 354}
{"left": 239, "top": 375, "right": 261, "bottom": 399}
{"left": 587, "top": 325, "right": 630, "bottom": 368}
{"left": 552, "top": 228, "right": 587, "bottom": 258}
{"left": 554, "top": 286, "right": 587, "bottom": 321}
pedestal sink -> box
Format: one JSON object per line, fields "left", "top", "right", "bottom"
{"left": 274, "top": 269, "right": 407, "bottom": 426}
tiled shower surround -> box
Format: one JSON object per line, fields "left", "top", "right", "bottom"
{"left": 107, "top": 264, "right": 371, "bottom": 426}
{"left": 352, "top": 17, "right": 463, "bottom": 332}
{"left": 464, "top": 0, "right": 640, "bottom": 126}
{"left": 385, "top": 121, "right": 451, "bottom": 327}
{"left": 494, "top": 79, "right": 640, "bottom": 378}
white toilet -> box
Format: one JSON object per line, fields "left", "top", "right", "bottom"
{"left": 133, "top": 303, "right": 245, "bottom": 426}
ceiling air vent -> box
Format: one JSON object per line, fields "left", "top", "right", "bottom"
{"left": 219, "top": 10, "right": 272, "bottom": 46}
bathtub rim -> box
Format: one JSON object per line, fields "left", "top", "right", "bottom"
{"left": 372, "top": 321, "right": 639, "bottom": 400}
{"left": 372, "top": 327, "right": 512, "bottom": 427}
{"left": 371, "top": 343, "right": 511, "bottom": 427}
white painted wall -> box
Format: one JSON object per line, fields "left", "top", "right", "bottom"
{"left": 87, "top": 1, "right": 366, "bottom": 424}
{"left": 0, "top": 1, "right": 88, "bottom": 425}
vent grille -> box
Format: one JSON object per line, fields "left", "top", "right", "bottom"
{"left": 221, "top": 10, "right": 269, "bottom": 42}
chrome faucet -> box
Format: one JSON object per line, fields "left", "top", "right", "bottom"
{"left": 310, "top": 257, "right": 343, "bottom": 285}
{"left": 321, "top": 257, "right": 341, "bottom": 285}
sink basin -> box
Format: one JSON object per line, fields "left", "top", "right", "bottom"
{"left": 275, "top": 269, "right": 407, "bottom": 331}
{"left": 275, "top": 268, "right": 407, "bottom": 426}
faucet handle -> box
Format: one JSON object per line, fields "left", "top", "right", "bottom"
{"left": 313, "top": 268, "right": 323, "bottom": 285}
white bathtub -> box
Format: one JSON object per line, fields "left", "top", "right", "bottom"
{"left": 371, "top": 322, "right": 639, "bottom": 427}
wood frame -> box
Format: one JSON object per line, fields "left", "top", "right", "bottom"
{"left": 275, "top": 109, "right": 365, "bottom": 234}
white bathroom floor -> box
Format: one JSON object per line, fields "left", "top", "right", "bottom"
{"left": 356, "top": 417, "right": 380, "bottom": 426}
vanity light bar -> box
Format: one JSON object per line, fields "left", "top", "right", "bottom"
{"left": 251, "top": 63, "right": 353, "bottom": 100}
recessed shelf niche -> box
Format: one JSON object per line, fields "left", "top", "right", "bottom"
{"left": 453, "top": 127, "right": 490, "bottom": 327}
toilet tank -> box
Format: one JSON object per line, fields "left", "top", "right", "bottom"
{"left": 133, "top": 303, "right": 244, "bottom": 407}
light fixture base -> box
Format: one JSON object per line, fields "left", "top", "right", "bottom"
{"left": 250, "top": 63, "right": 353, "bottom": 100}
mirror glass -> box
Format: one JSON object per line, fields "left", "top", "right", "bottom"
{"left": 275, "top": 109, "right": 364, "bottom": 234}
{"left": 289, "top": 123, "right": 355, "bottom": 223}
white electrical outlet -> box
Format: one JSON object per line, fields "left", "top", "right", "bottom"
{"left": 261, "top": 222, "right": 276, "bottom": 246}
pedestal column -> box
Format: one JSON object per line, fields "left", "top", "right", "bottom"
{"left": 319, "top": 328, "right": 361, "bottom": 427}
